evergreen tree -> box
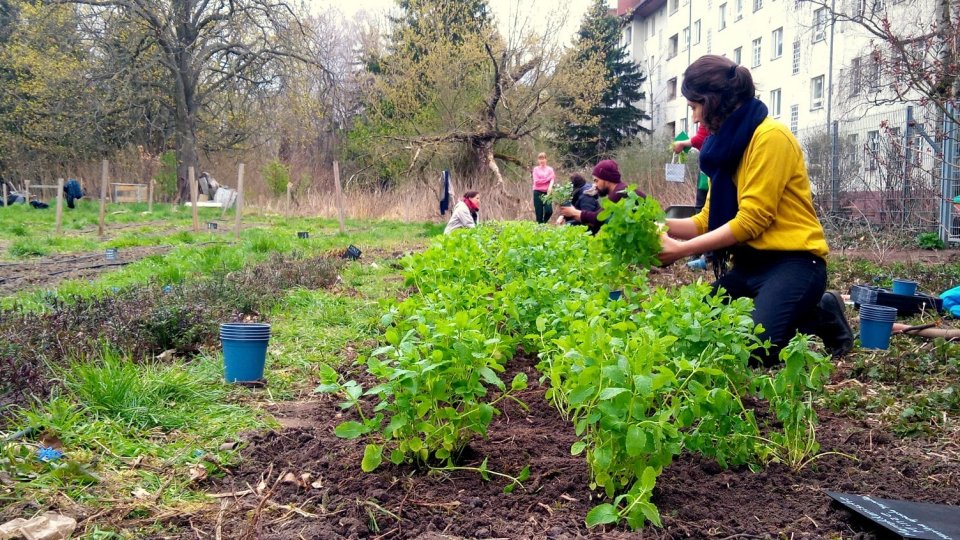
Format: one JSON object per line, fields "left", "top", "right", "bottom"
{"left": 559, "top": 0, "right": 647, "bottom": 166}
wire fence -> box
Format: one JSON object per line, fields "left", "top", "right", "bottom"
{"left": 795, "top": 104, "right": 960, "bottom": 245}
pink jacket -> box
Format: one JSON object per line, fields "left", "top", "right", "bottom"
{"left": 532, "top": 165, "right": 555, "bottom": 192}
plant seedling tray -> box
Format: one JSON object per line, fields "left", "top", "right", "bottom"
{"left": 848, "top": 285, "right": 943, "bottom": 316}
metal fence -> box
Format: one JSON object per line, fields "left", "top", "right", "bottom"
{"left": 795, "top": 104, "right": 960, "bottom": 244}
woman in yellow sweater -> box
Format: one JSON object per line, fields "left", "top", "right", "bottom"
{"left": 660, "top": 55, "right": 852, "bottom": 365}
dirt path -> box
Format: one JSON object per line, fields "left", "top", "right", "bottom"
{"left": 0, "top": 245, "right": 171, "bottom": 295}
{"left": 161, "top": 353, "right": 959, "bottom": 539}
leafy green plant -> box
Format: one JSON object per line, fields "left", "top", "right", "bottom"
{"left": 262, "top": 159, "right": 291, "bottom": 196}
{"left": 594, "top": 188, "right": 664, "bottom": 274}
{"left": 915, "top": 231, "right": 945, "bottom": 250}
{"left": 543, "top": 182, "right": 574, "bottom": 206}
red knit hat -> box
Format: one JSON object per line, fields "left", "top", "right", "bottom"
{"left": 592, "top": 159, "right": 621, "bottom": 183}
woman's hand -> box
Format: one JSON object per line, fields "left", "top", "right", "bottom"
{"left": 672, "top": 140, "right": 692, "bottom": 154}
{"left": 658, "top": 233, "right": 688, "bottom": 266}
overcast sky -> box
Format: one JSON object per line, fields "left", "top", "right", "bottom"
{"left": 307, "top": 0, "right": 615, "bottom": 45}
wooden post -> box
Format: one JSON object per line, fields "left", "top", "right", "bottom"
{"left": 98, "top": 160, "right": 108, "bottom": 236}
{"left": 189, "top": 166, "right": 199, "bottom": 232}
{"left": 148, "top": 179, "right": 154, "bottom": 213}
{"left": 24, "top": 180, "right": 30, "bottom": 203}
{"left": 234, "top": 163, "right": 245, "bottom": 240}
{"left": 2, "top": 183, "right": 7, "bottom": 207}
{"left": 55, "top": 178, "right": 64, "bottom": 234}
{"left": 286, "top": 182, "right": 292, "bottom": 214}
{"left": 333, "top": 160, "right": 345, "bottom": 234}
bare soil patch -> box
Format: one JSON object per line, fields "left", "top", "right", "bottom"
{"left": 165, "top": 353, "right": 959, "bottom": 539}
{"left": 0, "top": 245, "right": 171, "bottom": 295}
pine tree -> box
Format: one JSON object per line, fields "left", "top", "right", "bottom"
{"left": 560, "top": 0, "right": 647, "bottom": 166}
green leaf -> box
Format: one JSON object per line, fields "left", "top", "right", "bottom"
{"left": 333, "top": 421, "right": 369, "bottom": 439}
{"left": 361, "top": 444, "right": 383, "bottom": 472}
{"left": 479, "top": 367, "right": 505, "bottom": 390}
{"left": 510, "top": 372, "right": 528, "bottom": 391}
{"left": 571, "top": 441, "right": 587, "bottom": 455}
{"left": 626, "top": 425, "right": 646, "bottom": 456}
{"left": 313, "top": 383, "right": 340, "bottom": 394}
{"left": 598, "top": 387, "right": 628, "bottom": 400}
{"left": 585, "top": 504, "right": 619, "bottom": 527}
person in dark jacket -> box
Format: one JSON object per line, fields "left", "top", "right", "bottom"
{"left": 64, "top": 178, "right": 84, "bottom": 209}
{"left": 558, "top": 159, "right": 645, "bottom": 234}
{"left": 561, "top": 173, "right": 601, "bottom": 227}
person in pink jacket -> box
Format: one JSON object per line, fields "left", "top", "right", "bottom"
{"left": 531, "top": 152, "right": 556, "bottom": 223}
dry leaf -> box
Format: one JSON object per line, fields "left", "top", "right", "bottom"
{"left": 299, "top": 473, "right": 311, "bottom": 488}
{"left": 132, "top": 487, "right": 151, "bottom": 499}
{"left": 281, "top": 472, "right": 298, "bottom": 485}
{"left": 188, "top": 465, "right": 208, "bottom": 483}
{"left": 310, "top": 478, "right": 323, "bottom": 489}
{"left": 256, "top": 479, "right": 267, "bottom": 494}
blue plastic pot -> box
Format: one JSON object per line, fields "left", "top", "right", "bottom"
{"left": 891, "top": 279, "right": 918, "bottom": 296}
{"left": 859, "top": 304, "right": 897, "bottom": 350}
{"left": 220, "top": 323, "right": 270, "bottom": 383}
{"left": 221, "top": 338, "right": 268, "bottom": 382}
{"left": 609, "top": 290, "right": 623, "bottom": 301}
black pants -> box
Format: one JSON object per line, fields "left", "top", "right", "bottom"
{"left": 713, "top": 249, "right": 828, "bottom": 364}
{"left": 533, "top": 191, "right": 552, "bottom": 224}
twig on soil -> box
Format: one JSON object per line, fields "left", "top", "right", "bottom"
{"left": 215, "top": 498, "right": 228, "bottom": 540}
{"left": 803, "top": 514, "right": 819, "bottom": 528}
{"left": 408, "top": 499, "right": 461, "bottom": 509}
{"left": 209, "top": 489, "right": 254, "bottom": 498}
{"left": 190, "top": 518, "right": 208, "bottom": 539}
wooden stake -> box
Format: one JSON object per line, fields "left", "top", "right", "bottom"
{"left": 2, "top": 183, "right": 7, "bottom": 207}
{"left": 55, "top": 178, "right": 64, "bottom": 234}
{"left": 333, "top": 161, "right": 345, "bottom": 234}
{"left": 286, "top": 182, "right": 292, "bottom": 214}
{"left": 98, "top": 160, "right": 108, "bottom": 237}
{"left": 234, "top": 164, "right": 245, "bottom": 240}
{"left": 148, "top": 179, "right": 154, "bottom": 213}
{"left": 189, "top": 166, "right": 199, "bottom": 232}
{"left": 24, "top": 180, "right": 30, "bottom": 203}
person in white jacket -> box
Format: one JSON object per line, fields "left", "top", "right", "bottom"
{"left": 444, "top": 191, "right": 480, "bottom": 234}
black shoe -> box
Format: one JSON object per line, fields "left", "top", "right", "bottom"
{"left": 819, "top": 290, "right": 854, "bottom": 357}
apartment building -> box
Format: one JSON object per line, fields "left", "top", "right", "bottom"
{"left": 616, "top": 0, "right": 918, "bottom": 137}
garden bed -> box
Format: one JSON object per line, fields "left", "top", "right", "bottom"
{"left": 167, "top": 352, "right": 958, "bottom": 539}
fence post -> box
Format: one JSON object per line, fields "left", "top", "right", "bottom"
{"left": 333, "top": 161, "right": 345, "bottom": 234}
{"left": 189, "top": 166, "right": 199, "bottom": 232}
{"left": 55, "top": 178, "right": 64, "bottom": 235}
{"left": 940, "top": 104, "right": 957, "bottom": 244}
{"left": 98, "top": 160, "right": 108, "bottom": 236}
{"left": 286, "top": 181, "right": 292, "bottom": 214}
{"left": 148, "top": 179, "right": 154, "bottom": 213}
{"left": 234, "top": 163, "right": 245, "bottom": 240}
{"left": 830, "top": 121, "right": 839, "bottom": 217}
{"left": 2, "top": 183, "right": 6, "bottom": 207}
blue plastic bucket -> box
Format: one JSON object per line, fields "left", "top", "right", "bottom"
{"left": 220, "top": 323, "right": 270, "bottom": 382}
{"left": 859, "top": 304, "right": 897, "bottom": 350}
{"left": 221, "top": 338, "right": 268, "bottom": 382}
{"left": 891, "top": 279, "right": 918, "bottom": 296}
{"left": 609, "top": 290, "right": 623, "bottom": 301}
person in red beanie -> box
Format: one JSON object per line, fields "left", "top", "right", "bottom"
{"left": 558, "top": 159, "right": 645, "bottom": 234}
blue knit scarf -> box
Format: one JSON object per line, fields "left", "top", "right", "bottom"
{"left": 698, "top": 98, "right": 769, "bottom": 276}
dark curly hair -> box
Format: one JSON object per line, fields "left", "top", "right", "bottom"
{"left": 681, "top": 55, "right": 756, "bottom": 133}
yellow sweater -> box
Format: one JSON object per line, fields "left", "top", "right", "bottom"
{"left": 692, "top": 118, "right": 829, "bottom": 259}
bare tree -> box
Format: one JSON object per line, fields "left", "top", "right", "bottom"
{"left": 51, "top": 0, "right": 323, "bottom": 201}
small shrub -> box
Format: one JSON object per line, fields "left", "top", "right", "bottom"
{"left": 915, "top": 232, "right": 944, "bottom": 250}
{"left": 8, "top": 224, "right": 29, "bottom": 237}
{"left": 262, "top": 159, "right": 291, "bottom": 196}
{"left": 9, "top": 238, "right": 50, "bottom": 258}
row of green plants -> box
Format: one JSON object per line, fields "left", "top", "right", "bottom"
{"left": 324, "top": 193, "right": 832, "bottom": 530}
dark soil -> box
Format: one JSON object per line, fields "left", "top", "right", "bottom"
{"left": 166, "top": 353, "right": 960, "bottom": 540}
{"left": 0, "top": 245, "right": 171, "bottom": 294}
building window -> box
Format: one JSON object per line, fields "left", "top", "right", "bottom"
{"left": 846, "top": 134, "right": 860, "bottom": 169}
{"left": 811, "top": 75, "right": 825, "bottom": 110}
{"left": 719, "top": 3, "right": 727, "bottom": 30}
{"left": 649, "top": 16, "right": 656, "bottom": 38}
{"left": 670, "top": 0, "right": 679, "bottom": 14}
{"left": 683, "top": 27, "right": 690, "bottom": 50}
{"left": 752, "top": 38, "right": 762, "bottom": 67}
{"left": 753, "top": 0, "right": 762, "bottom": 11}
{"left": 790, "top": 104, "right": 799, "bottom": 133}
{"left": 771, "top": 27, "right": 783, "bottom": 59}
{"left": 792, "top": 40, "right": 800, "bottom": 74}
{"left": 707, "top": 28, "right": 713, "bottom": 53}
{"left": 624, "top": 26, "right": 632, "bottom": 48}
{"left": 734, "top": 46, "right": 742, "bottom": 65}
{"left": 770, "top": 89, "right": 781, "bottom": 117}
{"left": 668, "top": 77, "right": 678, "bottom": 100}
{"left": 680, "top": 118, "right": 688, "bottom": 134}
{"left": 735, "top": 0, "right": 743, "bottom": 21}
{"left": 813, "top": 8, "right": 826, "bottom": 43}
{"left": 850, "top": 57, "right": 861, "bottom": 96}
{"left": 867, "top": 130, "right": 880, "bottom": 171}
{"left": 693, "top": 20, "right": 701, "bottom": 44}
{"left": 868, "top": 55, "right": 881, "bottom": 90}
{"left": 669, "top": 34, "right": 679, "bottom": 58}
